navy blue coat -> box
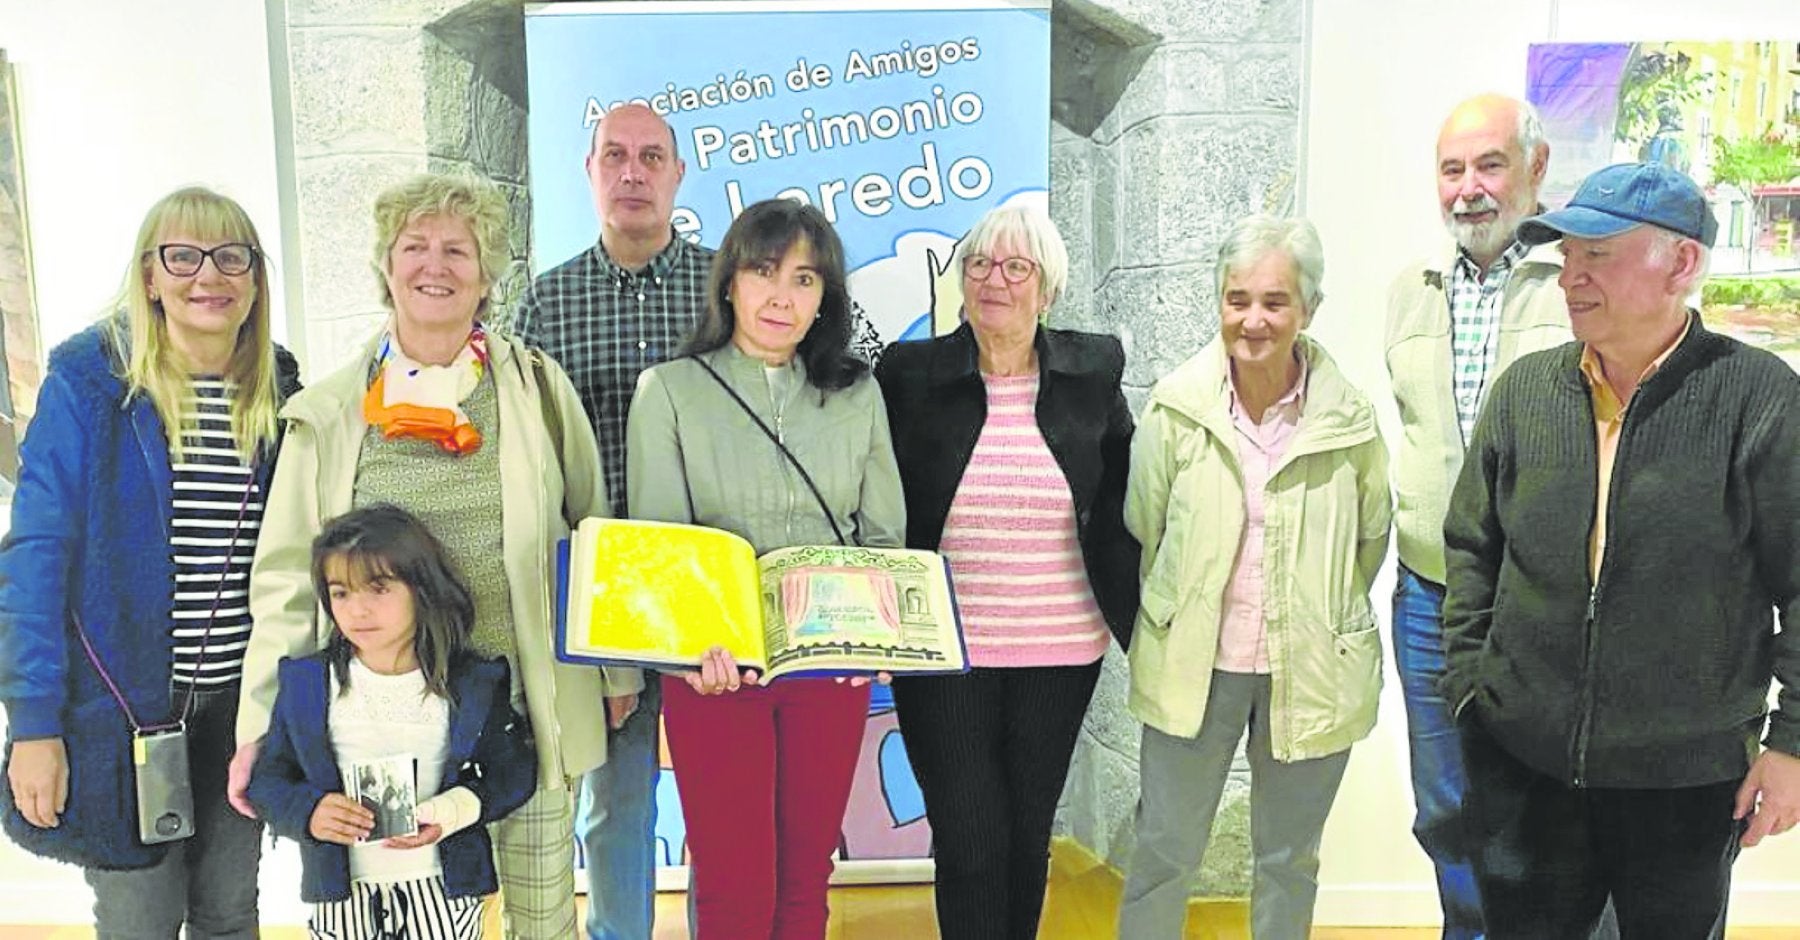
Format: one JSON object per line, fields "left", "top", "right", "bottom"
{"left": 247, "top": 653, "right": 536, "bottom": 902}
{"left": 0, "top": 324, "right": 299, "bottom": 868}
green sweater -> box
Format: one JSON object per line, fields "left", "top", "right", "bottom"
{"left": 1442, "top": 316, "right": 1799, "bottom": 788}
{"left": 625, "top": 344, "right": 905, "bottom": 555}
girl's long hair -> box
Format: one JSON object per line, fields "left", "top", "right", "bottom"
{"left": 107, "top": 186, "right": 280, "bottom": 462}
{"left": 310, "top": 504, "right": 475, "bottom": 700}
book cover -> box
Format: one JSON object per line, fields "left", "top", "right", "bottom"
{"left": 556, "top": 518, "right": 967, "bottom": 679}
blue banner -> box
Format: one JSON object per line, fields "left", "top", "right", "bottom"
{"left": 526, "top": 0, "right": 1050, "bottom": 880}
{"left": 525, "top": 0, "right": 1051, "bottom": 343}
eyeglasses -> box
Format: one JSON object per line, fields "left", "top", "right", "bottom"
{"left": 962, "top": 255, "right": 1038, "bottom": 284}
{"left": 153, "top": 243, "right": 259, "bottom": 277}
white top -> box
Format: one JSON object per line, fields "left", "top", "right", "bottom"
{"left": 329, "top": 658, "right": 451, "bottom": 884}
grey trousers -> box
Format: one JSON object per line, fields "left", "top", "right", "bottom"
{"left": 85, "top": 684, "right": 263, "bottom": 940}
{"left": 1118, "top": 671, "right": 1351, "bottom": 940}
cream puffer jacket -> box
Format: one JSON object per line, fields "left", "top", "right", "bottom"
{"left": 238, "top": 331, "right": 640, "bottom": 790}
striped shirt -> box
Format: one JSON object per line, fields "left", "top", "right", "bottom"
{"left": 1448, "top": 238, "right": 1530, "bottom": 443}
{"left": 169, "top": 379, "right": 260, "bottom": 687}
{"left": 937, "top": 374, "right": 1109, "bottom": 668}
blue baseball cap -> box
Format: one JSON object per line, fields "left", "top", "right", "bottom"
{"left": 1518, "top": 162, "right": 1718, "bottom": 248}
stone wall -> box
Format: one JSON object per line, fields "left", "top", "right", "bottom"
{"left": 278, "top": 0, "right": 528, "bottom": 372}
{"left": 1047, "top": 0, "right": 1305, "bottom": 896}
{"left": 277, "top": 0, "right": 1308, "bottom": 900}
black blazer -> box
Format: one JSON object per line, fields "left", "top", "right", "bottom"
{"left": 875, "top": 323, "right": 1140, "bottom": 649}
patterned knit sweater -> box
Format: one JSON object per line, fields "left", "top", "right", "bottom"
{"left": 1441, "top": 315, "right": 1799, "bottom": 788}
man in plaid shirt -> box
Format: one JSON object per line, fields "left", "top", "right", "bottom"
{"left": 510, "top": 102, "right": 710, "bottom": 940}
{"left": 1383, "top": 93, "right": 1577, "bottom": 940}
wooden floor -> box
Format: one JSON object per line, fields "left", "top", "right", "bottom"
{"left": 3, "top": 839, "right": 1792, "bottom": 939}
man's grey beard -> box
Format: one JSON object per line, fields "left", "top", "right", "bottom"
{"left": 1444, "top": 195, "right": 1527, "bottom": 260}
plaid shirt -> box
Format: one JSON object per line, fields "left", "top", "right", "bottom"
{"left": 508, "top": 233, "right": 714, "bottom": 518}
{"left": 1447, "top": 238, "right": 1530, "bottom": 444}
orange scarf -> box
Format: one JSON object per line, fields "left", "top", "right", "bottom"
{"left": 360, "top": 327, "right": 489, "bottom": 456}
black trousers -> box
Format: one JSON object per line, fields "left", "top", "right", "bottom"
{"left": 1459, "top": 714, "right": 1744, "bottom": 940}
{"left": 890, "top": 660, "right": 1102, "bottom": 940}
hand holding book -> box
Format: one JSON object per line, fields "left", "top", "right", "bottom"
{"left": 680, "top": 645, "right": 894, "bottom": 694}
{"left": 684, "top": 646, "right": 761, "bottom": 694}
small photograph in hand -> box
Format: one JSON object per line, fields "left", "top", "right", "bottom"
{"left": 346, "top": 755, "right": 417, "bottom": 841}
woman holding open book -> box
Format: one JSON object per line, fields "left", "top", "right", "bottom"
{"left": 625, "top": 197, "right": 905, "bottom": 939}
{"left": 873, "top": 204, "right": 1141, "bottom": 940}
{"left": 231, "top": 171, "right": 638, "bottom": 939}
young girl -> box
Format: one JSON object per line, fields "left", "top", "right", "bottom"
{"left": 248, "top": 504, "right": 535, "bottom": 939}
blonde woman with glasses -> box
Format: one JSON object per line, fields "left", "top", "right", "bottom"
{"left": 0, "top": 187, "right": 300, "bottom": 936}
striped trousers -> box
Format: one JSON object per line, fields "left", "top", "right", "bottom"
{"left": 308, "top": 875, "right": 483, "bottom": 940}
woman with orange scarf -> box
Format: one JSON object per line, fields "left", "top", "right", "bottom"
{"left": 231, "top": 172, "right": 641, "bottom": 939}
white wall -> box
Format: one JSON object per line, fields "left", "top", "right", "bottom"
{"left": 1304, "top": 0, "right": 1800, "bottom": 926}
{"left": 0, "top": 0, "right": 289, "bottom": 351}
{"left": 0, "top": 0, "right": 304, "bottom": 926}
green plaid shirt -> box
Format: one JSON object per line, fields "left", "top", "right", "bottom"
{"left": 1448, "top": 238, "right": 1530, "bottom": 443}
{"left": 508, "top": 234, "right": 714, "bottom": 519}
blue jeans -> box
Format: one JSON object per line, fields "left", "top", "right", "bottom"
{"left": 1392, "top": 565, "right": 1484, "bottom": 940}
{"left": 1396, "top": 566, "right": 1621, "bottom": 940}
{"left": 577, "top": 679, "right": 661, "bottom": 940}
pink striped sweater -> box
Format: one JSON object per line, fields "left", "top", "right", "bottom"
{"left": 938, "top": 374, "right": 1111, "bottom": 668}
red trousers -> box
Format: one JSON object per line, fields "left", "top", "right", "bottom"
{"left": 661, "top": 674, "right": 871, "bottom": 939}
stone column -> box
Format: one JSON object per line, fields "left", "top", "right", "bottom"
{"left": 278, "top": 0, "right": 528, "bottom": 373}
{"left": 1048, "top": 0, "right": 1306, "bottom": 898}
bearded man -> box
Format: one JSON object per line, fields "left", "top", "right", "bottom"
{"left": 1382, "top": 92, "right": 1572, "bottom": 939}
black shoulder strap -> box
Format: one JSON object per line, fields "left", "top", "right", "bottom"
{"left": 685, "top": 354, "right": 847, "bottom": 546}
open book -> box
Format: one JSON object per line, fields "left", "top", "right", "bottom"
{"left": 556, "top": 518, "right": 968, "bottom": 679}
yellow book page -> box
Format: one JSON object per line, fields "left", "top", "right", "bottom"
{"left": 569, "top": 518, "right": 767, "bottom": 670}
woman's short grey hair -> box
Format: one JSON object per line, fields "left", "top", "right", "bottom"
{"left": 950, "top": 204, "right": 1069, "bottom": 315}
{"left": 1214, "top": 214, "right": 1326, "bottom": 321}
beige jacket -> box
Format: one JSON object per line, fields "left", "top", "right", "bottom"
{"left": 1385, "top": 242, "right": 1569, "bottom": 583}
{"left": 1125, "top": 336, "right": 1391, "bottom": 760}
{"left": 237, "top": 332, "right": 641, "bottom": 789}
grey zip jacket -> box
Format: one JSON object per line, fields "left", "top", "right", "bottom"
{"left": 626, "top": 343, "right": 905, "bottom": 555}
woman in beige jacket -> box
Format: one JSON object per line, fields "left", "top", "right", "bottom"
{"left": 230, "top": 172, "right": 640, "bottom": 939}
{"left": 1117, "top": 215, "right": 1391, "bottom": 939}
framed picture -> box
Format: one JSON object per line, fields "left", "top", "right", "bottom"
{"left": 1528, "top": 41, "right": 1800, "bottom": 370}
{"left": 0, "top": 49, "right": 45, "bottom": 496}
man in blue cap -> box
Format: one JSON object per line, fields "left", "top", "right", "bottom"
{"left": 1439, "top": 161, "right": 1799, "bottom": 937}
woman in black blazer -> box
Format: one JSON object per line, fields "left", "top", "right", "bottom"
{"left": 874, "top": 204, "right": 1139, "bottom": 940}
